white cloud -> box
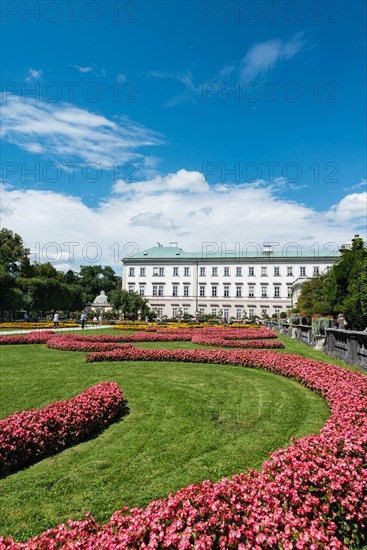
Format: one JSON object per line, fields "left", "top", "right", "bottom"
{"left": 240, "top": 33, "right": 305, "bottom": 82}
{"left": 144, "top": 33, "right": 306, "bottom": 106}
{"left": 327, "top": 192, "right": 367, "bottom": 223}
{"left": 0, "top": 94, "right": 163, "bottom": 169}
{"left": 25, "top": 68, "right": 43, "bottom": 81}
{"left": 72, "top": 65, "right": 94, "bottom": 73}
{"left": 1, "top": 173, "right": 364, "bottom": 270}
{"left": 72, "top": 65, "right": 106, "bottom": 77}
{"left": 116, "top": 73, "right": 127, "bottom": 82}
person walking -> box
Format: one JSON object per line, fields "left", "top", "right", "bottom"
{"left": 81, "top": 311, "right": 87, "bottom": 329}
{"left": 53, "top": 312, "right": 59, "bottom": 329}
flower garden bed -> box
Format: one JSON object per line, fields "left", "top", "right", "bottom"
{"left": 191, "top": 335, "right": 285, "bottom": 349}
{"left": 1, "top": 347, "right": 366, "bottom": 548}
{"left": 0, "top": 382, "right": 124, "bottom": 477}
{"left": 0, "top": 331, "right": 56, "bottom": 345}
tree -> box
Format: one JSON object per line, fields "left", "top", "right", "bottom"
{"left": 0, "top": 266, "right": 23, "bottom": 319}
{"left": 108, "top": 289, "right": 151, "bottom": 319}
{"left": 78, "top": 265, "right": 120, "bottom": 303}
{"left": 323, "top": 236, "right": 367, "bottom": 329}
{"left": 297, "top": 275, "right": 332, "bottom": 318}
{"left": 0, "top": 229, "right": 30, "bottom": 275}
{"left": 297, "top": 236, "right": 367, "bottom": 330}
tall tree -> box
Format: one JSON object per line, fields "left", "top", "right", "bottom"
{"left": 297, "top": 236, "right": 367, "bottom": 329}
{"left": 0, "top": 229, "right": 30, "bottom": 275}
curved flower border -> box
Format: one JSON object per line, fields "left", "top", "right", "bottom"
{"left": 1, "top": 346, "right": 366, "bottom": 548}
{"left": 0, "top": 382, "right": 124, "bottom": 477}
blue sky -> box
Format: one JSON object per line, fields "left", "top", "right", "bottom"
{"left": 1, "top": 0, "right": 366, "bottom": 268}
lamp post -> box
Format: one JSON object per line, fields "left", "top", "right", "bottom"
{"left": 195, "top": 309, "right": 200, "bottom": 323}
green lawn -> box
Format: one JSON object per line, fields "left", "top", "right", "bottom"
{"left": 0, "top": 341, "right": 330, "bottom": 542}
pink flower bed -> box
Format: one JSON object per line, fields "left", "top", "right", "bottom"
{"left": 2, "top": 349, "right": 366, "bottom": 548}
{"left": 201, "top": 328, "right": 278, "bottom": 339}
{"left": 0, "top": 382, "right": 124, "bottom": 476}
{"left": 46, "top": 335, "right": 134, "bottom": 352}
{"left": 0, "top": 331, "right": 55, "bottom": 345}
{"left": 191, "top": 335, "right": 285, "bottom": 349}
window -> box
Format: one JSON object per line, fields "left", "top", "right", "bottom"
{"left": 224, "top": 267, "right": 230, "bottom": 276}
{"left": 248, "top": 285, "right": 255, "bottom": 298}
{"left": 224, "top": 285, "right": 230, "bottom": 297}
{"left": 223, "top": 307, "right": 230, "bottom": 319}
{"left": 156, "top": 307, "right": 164, "bottom": 317}
{"left": 248, "top": 267, "right": 254, "bottom": 276}
{"left": 274, "top": 285, "right": 281, "bottom": 298}
{"left": 287, "top": 286, "right": 292, "bottom": 298}
{"left": 236, "top": 267, "right": 242, "bottom": 276}
{"left": 139, "top": 285, "right": 145, "bottom": 296}
{"left": 172, "top": 307, "right": 178, "bottom": 318}
{"left": 236, "top": 285, "right": 242, "bottom": 297}
{"left": 287, "top": 266, "right": 293, "bottom": 276}
{"left": 313, "top": 266, "right": 320, "bottom": 275}
{"left": 274, "top": 307, "right": 281, "bottom": 316}
{"left": 173, "top": 267, "right": 179, "bottom": 277}
{"left": 129, "top": 267, "right": 135, "bottom": 277}
{"left": 199, "top": 307, "right": 205, "bottom": 315}
{"left": 300, "top": 266, "right": 306, "bottom": 277}
{"left": 274, "top": 267, "right": 280, "bottom": 276}
{"left": 128, "top": 284, "right": 135, "bottom": 293}
{"left": 261, "top": 285, "right": 267, "bottom": 298}
{"left": 153, "top": 267, "right": 164, "bottom": 277}
{"left": 248, "top": 307, "right": 255, "bottom": 318}
{"left": 140, "top": 267, "right": 145, "bottom": 277}
{"left": 183, "top": 306, "right": 189, "bottom": 315}
{"left": 211, "top": 285, "right": 217, "bottom": 297}
{"left": 172, "top": 285, "right": 178, "bottom": 297}
{"left": 212, "top": 307, "right": 217, "bottom": 316}
{"left": 199, "top": 285, "right": 205, "bottom": 297}
{"left": 183, "top": 285, "right": 190, "bottom": 297}
{"left": 212, "top": 267, "right": 218, "bottom": 276}
{"left": 261, "top": 266, "right": 267, "bottom": 277}
{"left": 183, "top": 267, "right": 189, "bottom": 276}
{"left": 236, "top": 308, "right": 242, "bottom": 320}
{"left": 153, "top": 285, "right": 163, "bottom": 296}
{"left": 200, "top": 267, "right": 206, "bottom": 276}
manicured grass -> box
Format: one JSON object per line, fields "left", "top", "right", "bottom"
{"left": 0, "top": 342, "right": 330, "bottom": 542}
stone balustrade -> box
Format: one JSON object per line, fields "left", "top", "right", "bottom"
{"left": 264, "top": 321, "right": 367, "bottom": 370}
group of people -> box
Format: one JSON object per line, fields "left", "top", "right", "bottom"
{"left": 81, "top": 312, "right": 103, "bottom": 329}
{"left": 51, "top": 311, "right": 104, "bottom": 329}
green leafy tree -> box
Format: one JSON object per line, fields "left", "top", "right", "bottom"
{"left": 78, "top": 266, "right": 120, "bottom": 303}
{"left": 0, "top": 229, "right": 30, "bottom": 275}
{"left": 0, "top": 266, "right": 23, "bottom": 319}
{"left": 297, "top": 275, "right": 331, "bottom": 318}
{"left": 323, "top": 236, "right": 367, "bottom": 329}
{"left": 108, "top": 289, "right": 151, "bottom": 319}
{"left": 298, "top": 236, "right": 367, "bottom": 329}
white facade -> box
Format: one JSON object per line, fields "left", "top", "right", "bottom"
{"left": 122, "top": 245, "right": 337, "bottom": 319}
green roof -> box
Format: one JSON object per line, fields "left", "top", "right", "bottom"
{"left": 123, "top": 246, "right": 341, "bottom": 261}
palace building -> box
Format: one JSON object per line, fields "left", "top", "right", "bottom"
{"left": 121, "top": 243, "right": 340, "bottom": 320}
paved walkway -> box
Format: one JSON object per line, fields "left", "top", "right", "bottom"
{"left": 0, "top": 325, "right": 114, "bottom": 336}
